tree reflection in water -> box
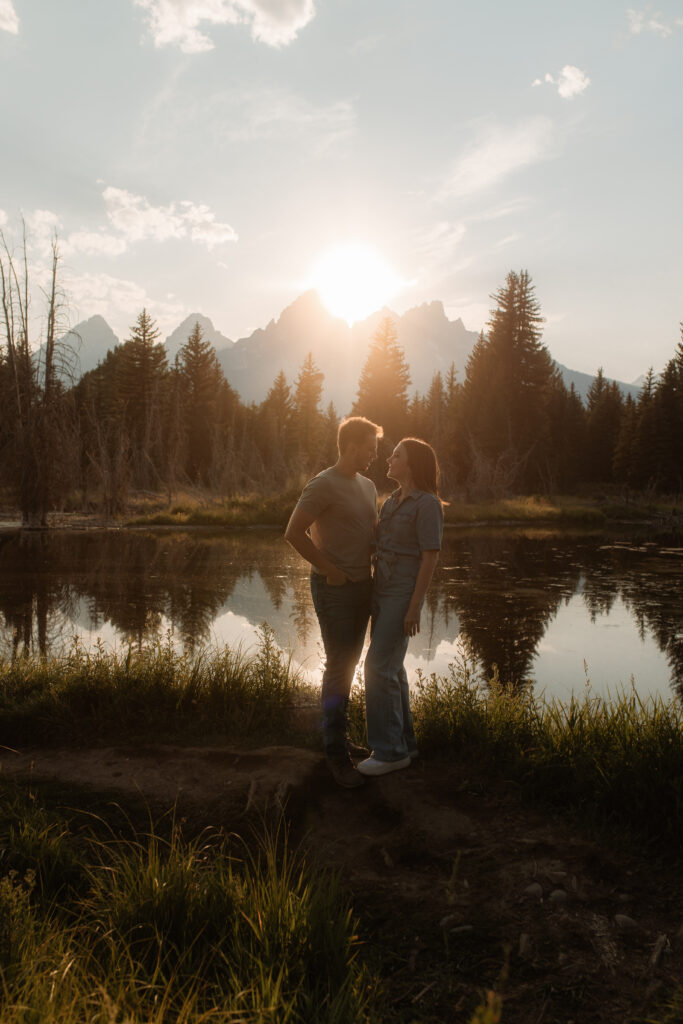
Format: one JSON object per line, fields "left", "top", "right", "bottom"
{"left": 0, "top": 527, "right": 680, "bottom": 697}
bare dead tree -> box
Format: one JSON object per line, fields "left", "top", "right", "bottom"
{"left": 465, "top": 435, "right": 535, "bottom": 502}
{"left": 0, "top": 224, "right": 77, "bottom": 525}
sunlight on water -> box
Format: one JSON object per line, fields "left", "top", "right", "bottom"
{"left": 0, "top": 527, "right": 680, "bottom": 701}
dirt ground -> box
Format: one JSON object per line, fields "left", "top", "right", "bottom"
{"left": 2, "top": 742, "right": 682, "bottom": 1024}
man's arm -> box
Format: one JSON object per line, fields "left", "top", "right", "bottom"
{"left": 284, "top": 507, "right": 347, "bottom": 585}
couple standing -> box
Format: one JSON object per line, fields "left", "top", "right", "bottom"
{"left": 285, "top": 416, "right": 443, "bottom": 788}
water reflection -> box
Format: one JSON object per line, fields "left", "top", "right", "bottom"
{"left": 0, "top": 527, "right": 680, "bottom": 700}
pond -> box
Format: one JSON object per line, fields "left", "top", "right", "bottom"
{"left": 0, "top": 526, "right": 681, "bottom": 701}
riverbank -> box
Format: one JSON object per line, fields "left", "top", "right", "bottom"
{"left": 126, "top": 492, "right": 680, "bottom": 530}
{"left": 1, "top": 636, "right": 682, "bottom": 848}
{"left": 1, "top": 641, "right": 682, "bottom": 1021}
{"left": 2, "top": 490, "right": 679, "bottom": 532}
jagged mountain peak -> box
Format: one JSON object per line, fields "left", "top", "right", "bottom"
{"left": 164, "top": 313, "right": 233, "bottom": 362}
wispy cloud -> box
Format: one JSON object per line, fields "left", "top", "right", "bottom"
{"left": 439, "top": 118, "right": 555, "bottom": 201}
{"left": 62, "top": 231, "right": 128, "bottom": 257}
{"left": 626, "top": 5, "right": 683, "bottom": 37}
{"left": 221, "top": 89, "right": 356, "bottom": 151}
{"left": 13, "top": 190, "right": 237, "bottom": 263}
{"left": 64, "top": 270, "right": 189, "bottom": 339}
{"left": 102, "top": 186, "right": 238, "bottom": 249}
{"left": 411, "top": 220, "right": 467, "bottom": 267}
{"left": 0, "top": 0, "right": 19, "bottom": 34}
{"left": 133, "top": 0, "right": 316, "bottom": 52}
{"left": 532, "top": 65, "right": 591, "bottom": 99}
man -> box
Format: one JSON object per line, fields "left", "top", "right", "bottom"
{"left": 285, "top": 416, "right": 382, "bottom": 788}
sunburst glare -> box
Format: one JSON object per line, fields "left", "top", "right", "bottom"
{"left": 310, "top": 244, "right": 402, "bottom": 324}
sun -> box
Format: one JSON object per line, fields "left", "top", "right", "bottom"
{"left": 310, "top": 244, "right": 402, "bottom": 324}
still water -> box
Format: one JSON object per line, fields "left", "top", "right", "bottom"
{"left": 0, "top": 526, "right": 681, "bottom": 701}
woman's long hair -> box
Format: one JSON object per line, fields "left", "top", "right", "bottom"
{"left": 400, "top": 437, "right": 442, "bottom": 498}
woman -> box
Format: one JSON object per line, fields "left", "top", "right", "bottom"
{"left": 357, "top": 438, "right": 444, "bottom": 776}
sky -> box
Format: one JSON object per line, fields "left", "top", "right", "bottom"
{"left": 0, "top": 0, "right": 681, "bottom": 382}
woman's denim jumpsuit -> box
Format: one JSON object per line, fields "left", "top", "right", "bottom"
{"left": 364, "top": 489, "right": 443, "bottom": 762}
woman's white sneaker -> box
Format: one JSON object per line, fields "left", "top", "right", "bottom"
{"left": 357, "top": 756, "right": 411, "bottom": 776}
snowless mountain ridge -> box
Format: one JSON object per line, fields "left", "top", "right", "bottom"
{"left": 58, "top": 293, "right": 644, "bottom": 408}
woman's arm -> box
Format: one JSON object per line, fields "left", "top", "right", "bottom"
{"left": 403, "top": 550, "right": 439, "bottom": 636}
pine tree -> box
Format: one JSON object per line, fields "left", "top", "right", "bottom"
{"left": 177, "top": 321, "right": 226, "bottom": 484}
{"left": 291, "top": 353, "right": 325, "bottom": 472}
{"left": 631, "top": 369, "right": 658, "bottom": 488}
{"left": 585, "top": 371, "right": 624, "bottom": 485}
{"left": 652, "top": 355, "right": 683, "bottom": 491}
{"left": 460, "top": 270, "right": 557, "bottom": 494}
{"left": 353, "top": 316, "right": 411, "bottom": 444}
{"left": 116, "top": 309, "right": 168, "bottom": 488}
{"left": 425, "top": 372, "right": 446, "bottom": 450}
{"left": 541, "top": 380, "right": 586, "bottom": 493}
{"left": 256, "top": 370, "right": 293, "bottom": 487}
{"left": 613, "top": 393, "right": 638, "bottom": 486}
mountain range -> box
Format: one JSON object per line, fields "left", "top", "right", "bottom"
{"left": 57, "top": 293, "right": 644, "bottom": 409}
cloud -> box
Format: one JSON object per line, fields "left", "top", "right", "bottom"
{"left": 626, "top": 6, "right": 683, "bottom": 37}
{"left": 178, "top": 200, "right": 240, "bottom": 246}
{"left": 64, "top": 270, "right": 189, "bottom": 339}
{"left": 221, "top": 89, "right": 355, "bottom": 151}
{"left": 102, "top": 186, "right": 238, "bottom": 248}
{"left": 62, "top": 231, "right": 128, "bottom": 257}
{"left": 532, "top": 65, "right": 590, "bottom": 99}
{"left": 0, "top": 0, "right": 19, "bottom": 34}
{"left": 440, "top": 118, "right": 555, "bottom": 201}
{"left": 133, "top": 0, "right": 316, "bottom": 52}
{"left": 7, "top": 193, "right": 236, "bottom": 264}
{"left": 23, "top": 209, "right": 63, "bottom": 260}
{"left": 412, "top": 221, "right": 467, "bottom": 267}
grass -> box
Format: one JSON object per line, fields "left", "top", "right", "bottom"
{"left": 3, "top": 634, "right": 682, "bottom": 848}
{"left": 2, "top": 640, "right": 683, "bottom": 1021}
{"left": 3, "top": 634, "right": 683, "bottom": 848}
{"left": 130, "top": 492, "right": 608, "bottom": 529}
{"left": 0, "top": 626, "right": 312, "bottom": 749}
{"left": 0, "top": 782, "right": 373, "bottom": 1023}
{"left": 442, "top": 494, "right": 607, "bottom": 526}
{"left": 126, "top": 491, "right": 300, "bottom": 529}
{"left": 410, "top": 655, "right": 683, "bottom": 848}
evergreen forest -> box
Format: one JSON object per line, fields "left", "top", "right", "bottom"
{"left": 1, "top": 241, "right": 681, "bottom": 524}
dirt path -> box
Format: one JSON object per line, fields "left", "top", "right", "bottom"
{"left": 2, "top": 743, "right": 682, "bottom": 1023}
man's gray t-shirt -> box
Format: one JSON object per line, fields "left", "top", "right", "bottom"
{"left": 294, "top": 467, "right": 378, "bottom": 581}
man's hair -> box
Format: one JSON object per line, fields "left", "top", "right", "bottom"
{"left": 337, "top": 416, "right": 383, "bottom": 454}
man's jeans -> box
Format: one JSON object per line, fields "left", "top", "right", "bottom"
{"left": 364, "top": 554, "right": 418, "bottom": 762}
{"left": 310, "top": 573, "right": 372, "bottom": 760}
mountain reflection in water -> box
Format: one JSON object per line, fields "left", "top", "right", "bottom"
{"left": 0, "top": 527, "right": 681, "bottom": 700}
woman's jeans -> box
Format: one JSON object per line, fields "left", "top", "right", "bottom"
{"left": 310, "top": 573, "right": 372, "bottom": 760}
{"left": 364, "top": 555, "right": 419, "bottom": 762}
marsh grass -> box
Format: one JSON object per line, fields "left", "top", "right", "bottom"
{"left": 412, "top": 657, "right": 683, "bottom": 846}
{"left": 2, "top": 633, "right": 682, "bottom": 846}
{"left": 442, "top": 495, "right": 606, "bottom": 526}
{"left": 128, "top": 491, "right": 300, "bottom": 529}
{"left": 127, "top": 492, "right": 613, "bottom": 529}
{"left": 0, "top": 626, "right": 304, "bottom": 748}
{"left": 0, "top": 784, "right": 372, "bottom": 1023}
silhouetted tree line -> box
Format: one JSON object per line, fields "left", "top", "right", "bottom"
{"left": 1, "top": 247, "right": 681, "bottom": 521}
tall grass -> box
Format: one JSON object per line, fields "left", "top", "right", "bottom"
{"left": 128, "top": 491, "right": 299, "bottom": 528}
{"left": 0, "top": 626, "right": 303, "bottom": 748}
{"left": 0, "top": 785, "right": 372, "bottom": 1023}
{"left": 412, "top": 659, "right": 683, "bottom": 846}
{"left": 2, "top": 634, "right": 682, "bottom": 846}
{"left": 442, "top": 495, "right": 606, "bottom": 526}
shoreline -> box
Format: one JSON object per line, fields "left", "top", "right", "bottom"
{"left": 0, "top": 496, "right": 679, "bottom": 533}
